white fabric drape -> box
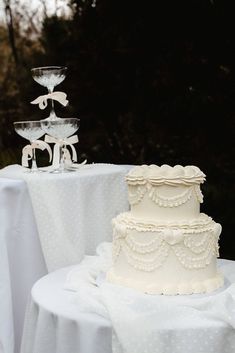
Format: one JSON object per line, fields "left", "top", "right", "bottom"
{"left": 20, "top": 266, "right": 112, "bottom": 353}
{"left": 0, "top": 178, "right": 47, "bottom": 353}
{"left": 66, "top": 243, "right": 235, "bottom": 353}
{"left": 0, "top": 179, "right": 14, "bottom": 353}
{"left": 0, "top": 164, "right": 130, "bottom": 353}
{"left": 0, "top": 164, "right": 130, "bottom": 272}
{"left": 20, "top": 242, "right": 235, "bottom": 353}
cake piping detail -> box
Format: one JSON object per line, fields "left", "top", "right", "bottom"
{"left": 128, "top": 184, "right": 203, "bottom": 207}
{"left": 107, "top": 270, "right": 224, "bottom": 295}
{"left": 114, "top": 212, "right": 213, "bottom": 231}
{"left": 112, "top": 223, "right": 126, "bottom": 261}
{"left": 108, "top": 164, "right": 222, "bottom": 295}
{"left": 128, "top": 185, "right": 147, "bottom": 205}
{"left": 120, "top": 239, "right": 169, "bottom": 272}
{"left": 194, "top": 185, "right": 204, "bottom": 203}
{"left": 148, "top": 186, "right": 193, "bottom": 207}
{"left": 126, "top": 165, "right": 206, "bottom": 186}
{"left": 112, "top": 220, "right": 220, "bottom": 271}
{"left": 173, "top": 232, "right": 217, "bottom": 269}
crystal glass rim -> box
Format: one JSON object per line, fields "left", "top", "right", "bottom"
{"left": 40, "top": 118, "right": 80, "bottom": 124}
{"left": 31, "top": 66, "right": 67, "bottom": 72}
{"left": 14, "top": 120, "right": 42, "bottom": 125}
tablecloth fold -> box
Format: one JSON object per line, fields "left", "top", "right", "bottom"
{"left": 66, "top": 243, "right": 235, "bottom": 353}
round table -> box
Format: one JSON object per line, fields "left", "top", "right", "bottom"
{"left": 20, "top": 257, "right": 235, "bottom": 353}
{"left": 21, "top": 266, "right": 112, "bottom": 353}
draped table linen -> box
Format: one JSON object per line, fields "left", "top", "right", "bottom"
{"left": 0, "top": 178, "right": 47, "bottom": 353}
{"left": 0, "top": 164, "right": 130, "bottom": 271}
{"left": 0, "top": 164, "right": 130, "bottom": 353}
{"left": 21, "top": 242, "right": 235, "bottom": 353}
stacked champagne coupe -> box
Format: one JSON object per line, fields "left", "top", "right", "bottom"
{"left": 14, "top": 66, "right": 80, "bottom": 173}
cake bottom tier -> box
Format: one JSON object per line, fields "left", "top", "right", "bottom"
{"left": 107, "top": 212, "right": 224, "bottom": 295}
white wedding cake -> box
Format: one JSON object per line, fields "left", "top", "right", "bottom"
{"left": 107, "top": 165, "right": 224, "bottom": 295}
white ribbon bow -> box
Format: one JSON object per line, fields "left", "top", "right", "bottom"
{"left": 31, "top": 91, "right": 69, "bottom": 110}
{"left": 44, "top": 134, "right": 78, "bottom": 167}
{"left": 22, "top": 140, "right": 52, "bottom": 167}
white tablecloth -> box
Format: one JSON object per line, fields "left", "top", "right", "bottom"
{"left": 0, "top": 164, "right": 130, "bottom": 272}
{"left": 21, "top": 266, "right": 112, "bottom": 353}
{"left": 0, "top": 178, "right": 47, "bottom": 353}
{"left": 20, "top": 248, "right": 235, "bottom": 353}
{"left": 0, "top": 164, "right": 131, "bottom": 353}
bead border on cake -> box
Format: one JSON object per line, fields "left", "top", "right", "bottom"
{"left": 107, "top": 270, "right": 224, "bottom": 295}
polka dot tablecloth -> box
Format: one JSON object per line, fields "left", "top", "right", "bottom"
{"left": 21, "top": 243, "right": 235, "bottom": 353}
{"left": 0, "top": 164, "right": 131, "bottom": 272}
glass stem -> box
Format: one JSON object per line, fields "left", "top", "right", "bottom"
{"left": 59, "top": 145, "right": 65, "bottom": 172}
{"left": 48, "top": 87, "right": 56, "bottom": 119}
{"left": 31, "top": 147, "right": 38, "bottom": 172}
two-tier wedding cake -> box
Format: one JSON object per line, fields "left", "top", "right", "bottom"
{"left": 107, "top": 165, "right": 224, "bottom": 295}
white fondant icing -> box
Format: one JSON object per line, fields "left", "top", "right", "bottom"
{"left": 107, "top": 269, "right": 224, "bottom": 295}
{"left": 129, "top": 184, "right": 201, "bottom": 221}
{"left": 126, "top": 164, "right": 206, "bottom": 186}
{"left": 113, "top": 212, "right": 213, "bottom": 231}
{"left": 128, "top": 183, "right": 204, "bottom": 208}
{"left": 128, "top": 185, "right": 147, "bottom": 205}
{"left": 112, "top": 215, "right": 220, "bottom": 272}
{"left": 148, "top": 185, "right": 193, "bottom": 207}
{"left": 108, "top": 164, "right": 223, "bottom": 295}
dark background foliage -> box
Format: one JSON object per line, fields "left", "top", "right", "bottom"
{"left": 0, "top": 0, "right": 235, "bottom": 259}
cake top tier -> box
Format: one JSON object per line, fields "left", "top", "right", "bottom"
{"left": 126, "top": 164, "right": 206, "bottom": 186}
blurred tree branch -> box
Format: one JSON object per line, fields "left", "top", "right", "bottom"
{"left": 4, "top": 0, "right": 18, "bottom": 65}
{"left": 40, "top": 0, "right": 49, "bottom": 19}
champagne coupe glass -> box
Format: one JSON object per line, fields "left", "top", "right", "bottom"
{"left": 14, "top": 121, "right": 45, "bottom": 172}
{"left": 31, "top": 66, "right": 67, "bottom": 121}
{"left": 40, "top": 118, "right": 80, "bottom": 173}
